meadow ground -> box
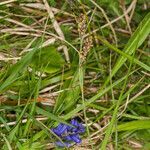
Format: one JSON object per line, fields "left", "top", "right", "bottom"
{"left": 0, "top": 0, "right": 150, "bottom": 149}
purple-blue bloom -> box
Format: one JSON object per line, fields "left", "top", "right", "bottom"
{"left": 64, "top": 134, "right": 81, "bottom": 143}
{"left": 69, "top": 134, "right": 81, "bottom": 143}
{"left": 71, "top": 119, "right": 79, "bottom": 127}
{"left": 51, "top": 119, "right": 85, "bottom": 148}
{"left": 69, "top": 119, "right": 85, "bottom": 134}
{"left": 52, "top": 123, "right": 68, "bottom": 136}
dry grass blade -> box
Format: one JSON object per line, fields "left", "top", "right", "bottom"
{"left": 85, "top": 0, "right": 137, "bottom": 37}
{"left": 0, "top": 0, "right": 16, "bottom": 5}
{"left": 43, "top": 0, "right": 70, "bottom": 63}
{"left": 0, "top": 117, "right": 48, "bottom": 127}
{"left": 0, "top": 31, "right": 41, "bottom": 37}
{"left": 0, "top": 16, "right": 32, "bottom": 28}
{"left": 20, "top": 3, "right": 73, "bottom": 17}
{"left": 20, "top": 38, "right": 56, "bottom": 54}
{"left": 90, "top": 0, "right": 117, "bottom": 45}
{"left": 121, "top": 84, "right": 150, "bottom": 109}
{"left": 120, "top": 0, "right": 133, "bottom": 33}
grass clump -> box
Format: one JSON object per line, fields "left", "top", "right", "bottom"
{"left": 0, "top": 0, "right": 150, "bottom": 149}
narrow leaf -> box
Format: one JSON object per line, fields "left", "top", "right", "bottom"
{"left": 117, "top": 120, "right": 150, "bottom": 131}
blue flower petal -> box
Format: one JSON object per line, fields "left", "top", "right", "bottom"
{"left": 64, "top": 135, "right": 72, "bottom": 141}
{"left": 72, "top": 127, "right": 78, "bottom": 132}
{"left": 78, "top": 124, "right": 85, "bottom": 133}
{"left": 52, "top": 123, "right": 68, "bottom": 135}
{"left": 52, "top": 128, "right": 61, "bottom": 136}
{"left": 56, "top": 123, "right": 64, "bottom": 131}
{"left": 70, "top": 134, "right": 81, "bottom": 143}
{"left": 67, "top": 125, "right": 72, "bottom": 131}
{"left": 79, "top": 128, "right": 85, "bottom": 133}
{"left": 58, "top": 124, "right": 68, "bottom": 134}
{"left": 52, "top": 120, "right": 84, "bottom": 148}
{"left": 71, "top": 119, "right": 79, "bottom": 127}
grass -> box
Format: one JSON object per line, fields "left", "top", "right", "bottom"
{"left": 0, "top": 0, "right": 150, "bottom": 150}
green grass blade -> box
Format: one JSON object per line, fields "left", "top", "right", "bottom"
{"left": 97, "top": 36, "right": 150, "bottom": 72}
{"left": 63, "top": 72, "right": 131, "bottom": 120}
{"left": 104, "top": 12, "right": 150, "bottom": 85}
{"left": 36, "top": 106, "right": 69, "bottom": 125}
{"left": 117, "top": 120, "right": 150, "bottom": 131}
{"left": 0, "top": 48, "right": 37, "bottom": 92}
{"left": 1, "top": 133, "right": 12, "bottom": 150}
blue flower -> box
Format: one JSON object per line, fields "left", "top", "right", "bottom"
{"left": 69, "top": 119, "right": 85, "bottom": 134}
{"left": 71, "top": 134, "right": 81, "bottom": 143}
{"left": 51, "top": 119, "right": 85, "bottom": 148}
{"left": 52, "top": 123, "right": 68, "bottom": 136}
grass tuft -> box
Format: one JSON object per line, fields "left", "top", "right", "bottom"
{"left": 0, "top": 0, "right": 150, "bottom": 149}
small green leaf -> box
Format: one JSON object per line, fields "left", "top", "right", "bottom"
{"left": 31, "top": 46, "right": 65, "bottom": 73}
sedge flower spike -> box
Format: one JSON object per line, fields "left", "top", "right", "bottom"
{"left": 51, "top": 119, "right": 85, "bottom": 147}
